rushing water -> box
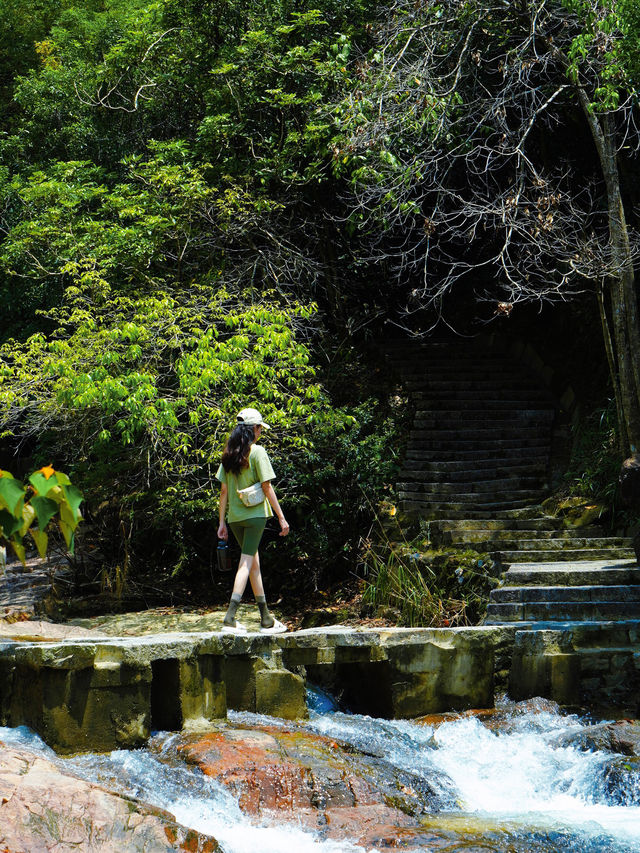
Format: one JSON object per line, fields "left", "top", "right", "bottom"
{"left": 2, "top": 694, "right": 639, "bottom": 852}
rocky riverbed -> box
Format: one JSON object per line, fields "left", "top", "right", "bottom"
{"left": 1, "top": 697, "right": 639, "bottom": 852}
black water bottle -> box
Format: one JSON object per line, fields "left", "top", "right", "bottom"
{"left": 216, "top": 539, "right": 233, "bottom": 572}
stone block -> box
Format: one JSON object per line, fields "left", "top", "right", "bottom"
{"left": 223, "top": 656, "right": 267, "bottom": 712}
{"left": 5, "top": 661, "right": 152, "bottom": 753}
{"left": 385, "top": 634, "right": 494, "bottom": 717}
{"left": 178, "top": 655, "right": 226, "bottom": 725}
{"left": 151, "top": 655, "right": 226, "bottom": 730}
{"left": 255, "top": 668, "right": 308, "bottom": 720}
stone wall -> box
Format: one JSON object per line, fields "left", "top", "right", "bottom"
{"left": 0, "top": 626, "right": 512, "bottom": 753}
{"left": 1, "top": 621, "right": 637, "bottom": 754}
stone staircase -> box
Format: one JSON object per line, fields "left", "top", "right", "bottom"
{"left": 394, "top": 343, "right": 555, "bottom": 514}
{"left": 389, "top": 339, "right": 639, "bottom": 628}
{"left": 431, "top": 513, "right": 635, "bottom": 565}
{"left": 484, "top": 559, "right": 640, "bottom": 624}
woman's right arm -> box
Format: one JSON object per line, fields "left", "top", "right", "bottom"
{"left": 217, "top": 482, "right": 228, "bottom": 540}
{"left": 262, "top": 481, "right": 289, "bottom": 536}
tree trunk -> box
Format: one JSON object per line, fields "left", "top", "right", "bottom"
{"left": 578, "top": 95, "right": 640, "bottom": 453}
{"left": 596, "top": 283, "right": 627, "bottom": 456}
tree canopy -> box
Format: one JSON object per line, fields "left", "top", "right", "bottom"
{"left": 1, "top": 0, "right": 640, "bottom": 591}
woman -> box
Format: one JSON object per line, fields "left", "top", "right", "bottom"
{"left": 216, "top": 407, "right": 289, "bottom": 634}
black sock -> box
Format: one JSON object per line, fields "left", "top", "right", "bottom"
{"left": 223, "top": 593, "right": 242, "bottom": 626}
{"left": 256, "top": 595, "right": 274, "bottom": 628}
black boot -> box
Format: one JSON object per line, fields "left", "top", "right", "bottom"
{"left": 256, "top": 594, "right": 274, "bottom": 629}
{"left": 223, "top": 593, "right": 243, "bottom": 627}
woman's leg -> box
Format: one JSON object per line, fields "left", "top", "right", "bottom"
{"left": 223, "top": 519, "right": 267, "bottom": 629}
{"left": 222, "top": 524, "right": 249, "bottom": 628}
{"left": 246, "top": 551, "right": 275, "bottom": 628}
{"left": 231, "top": 551, "right": 254, "bottom": 597}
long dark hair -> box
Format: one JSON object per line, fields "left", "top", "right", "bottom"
{"left": 221, "top": 424, "right": 254, "bottom": 475}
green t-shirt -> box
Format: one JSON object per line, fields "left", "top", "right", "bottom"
{"left": 216, "top": 443, "right": 276, "bottom": 523}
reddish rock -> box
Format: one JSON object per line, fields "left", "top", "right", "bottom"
{"left": 172, "top": 724, "right": 452, "bottom": 845}
{"left": 0, "top": 741, "right": 218, "bottom": 852}
{"left": 415, "top": 698, "right": 561, "bottom": 734}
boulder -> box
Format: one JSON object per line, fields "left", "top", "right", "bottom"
{"left": 171, "top": 724, "right": 454, "bottom": 844}
{"left": 0, "top": 740, "right": 219, "bottom": 852}
{"left": 552, "top": 720, "right": 640, "bottom": 756}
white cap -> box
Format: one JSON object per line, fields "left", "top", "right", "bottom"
{"left": 236, "top": 407, "right": 271, "bottom": 429}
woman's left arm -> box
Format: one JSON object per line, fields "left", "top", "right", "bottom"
{"left": 262, "top": 481, "right": 289, "bottom": 536}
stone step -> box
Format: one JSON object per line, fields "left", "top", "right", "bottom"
{"left": 401, "top": 505, "right": 548, "bottom": 519}
{"left": 439, "top": 527, "right": 610, "bottom": 544}
{"left": 432, "top": 517, "right": 592, "bottom": 532}
{"left": 490, "top": 584, "right": 640, "bottom": 603}
{"left": 407, "top": 437, "right": 550, "bottom": 451}
{"left": 409, "top": 425, "right": 550, "bottom": 437}
{"left": 484, "top": 599, "right": 640, "bottom": 622}
{"left": 414, "top": 409, "right": 555, "bottom": 422}
{"left": 398, "top": 370, "right": 534, "bottom": 383}
{"left": 411, "top": 389, "right": 552, "bottom": 401}
{"left": 404, "top": 448, "right": 549, "bottom": 463}
{"left": 397, "top": 478, "right": 546, "bottom": 495}
{"left": 399, "top": 496, "right": 544, "bottom": 512}
{"left": 408, "top": 376, "right": 541, "bottom": 388}
{"left": 499, "top": 547, "right": 636, "bottom": 563}
{"left": 411, "top": 396, "right": 554, "bottom": 409}
{"left": 398, "top": 465, "right": 547, "bottom": 483}
{"left": 502, "top": 560, "right": 640, "bottom": 586}
{"left": 400, "top": 460, "right": 547, "bottom": 475}
{"left": 411, "top": 418, "right": 553, "bottom": 432}
{"left": 447, "top": 533, "right": 631, "bottom": 549}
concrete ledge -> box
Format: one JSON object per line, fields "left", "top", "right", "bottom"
{"left": 509, "top": 621, "right": 640, "bottom": 711}
{"left": 0, "top": 626, "right": 514, "bottom": 752}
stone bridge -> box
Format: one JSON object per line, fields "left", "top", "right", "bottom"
{"left": 1, "top": 622, "right": 637, "bottom": 753}
{"left": 0, "top": 626, "right": 510, "bottom": 753}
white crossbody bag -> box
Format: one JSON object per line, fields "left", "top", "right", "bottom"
{"left": 236, "top": 481, "right": 265, "bottom": 507}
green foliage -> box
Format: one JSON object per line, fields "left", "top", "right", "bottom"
{"left": 0, "top": 466, "right": 83, "bottom": 566}
{"left": 271, "top": 401, "right": 406, "bottom": 589}
{"left": 563, "top": 400, "right": 622, "bottom": 508}
{"left": 0, "top": 287, "right": 356, "bottom": 579}
{"left": 564, "top": 0, "right": 640, "bottom": 109}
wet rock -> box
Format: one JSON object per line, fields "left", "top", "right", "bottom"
{"left": 169, "top": 724, "right": 454, "bottom": 843}
{"left": 541, "top": 495, "right": 606, "bottom": 528}
{"left": 597, "top": 756, "right": 640, "bottom": 806}
{"left": 552, "top": 720, "right": 640, "bottom": 756}
{"left": 416, "top": 698, "right": 561, "bottom": 735}
{"left": 0, "top": 741, "right": 219, "bottom": 851}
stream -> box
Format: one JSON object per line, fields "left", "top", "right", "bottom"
{"left": 2, "top": 692, "right": 639, "bottom": 852}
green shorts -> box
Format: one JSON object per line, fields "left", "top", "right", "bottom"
{"left": 229, "top": 517, "right": 267, "bottom": 557}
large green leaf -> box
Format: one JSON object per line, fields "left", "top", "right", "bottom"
{"left": 10, "top": 538, "right": 26, "bottom": 565}
{"left": 30, "top": 496, "right": 59, "bottom": 531}
{"left": 0, "top": 509, "right": 22, "bottom": 538}
{"left": 29, "top": 472, "right": 59, "bottom": 497}
{"left": 28, "top": 471, "right": 59, "bottom": 498}
{"left": 30, "top": 528, "right": 48, "bottom": 559}
{"left": 0, "top": 477, "right": 26, "bottom": 515}
{"left": 60, "top": 485, "right": 83, "bottom": 523}
{"left": 60, "top": 502, "right": 80, "bottom": 531}
{"left": 59, "top": 520, "right": 75, "bottom": 553}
